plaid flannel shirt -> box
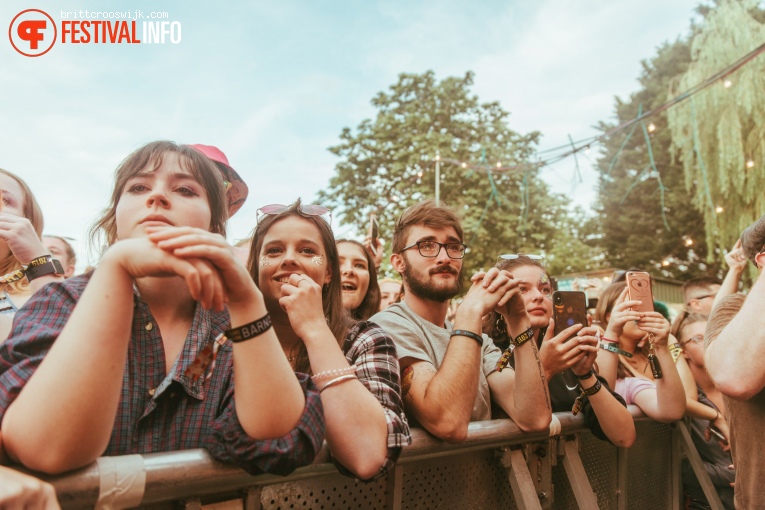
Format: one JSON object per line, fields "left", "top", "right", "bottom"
{"left": 332, "top": 321, "right": 411, "bottom": 480}
{"left": 0, "top": 273, "right": 324, "bottom": 475}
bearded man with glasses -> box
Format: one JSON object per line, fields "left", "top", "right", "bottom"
{"left": 370, "top": 200, "right": 551, "bottom": 441}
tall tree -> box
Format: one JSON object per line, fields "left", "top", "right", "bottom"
{"left": 319, "top": 71, "right": 595, "bottom": 277}
{"left": 666, "top": 0, "right": 765, "bottom": 260}
{"left": 594, "top": 37, "right": 719, "bottom": 278}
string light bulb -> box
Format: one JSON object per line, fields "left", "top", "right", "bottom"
{"left": 662, "top": 259, "right": 670, "bottom": 267}
{"left": 496, "top": 162, "right": 502, "bottom": 168}
{"left": 723, "top": 79, "right": 732, "bottom": 88}
{"left": 417, "top": 171, "right": 423, "bottom": 178}
{"left": 684, "top": 238, "right": 693, "bottom": 247}
{"left": 647, "top": 123, "right": 656, "bottom": 133}
{"left": 461, "top": 162, "right": 467, "bottom": 168}
{"left": 434, "top": 155, "right": 441, "bottom": 161}
{"left": 715, "top": 206, "right": 724, "bottom": 213}
{"left": 747, "top": 160, "right": 755, "bottom": 169}
{"left": 585, "top": 146, "right": 591, "bottom": 155}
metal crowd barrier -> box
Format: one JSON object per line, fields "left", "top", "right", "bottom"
{"left": 21, "top": 406, "right": 724, "bottom": 509}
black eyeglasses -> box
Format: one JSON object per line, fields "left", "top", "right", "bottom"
{"left": 400, "top": 240, "right": 467, "bottom": 259}
{"left": 497, "top": 253, "right": 544, "bottom": 264}
{"left": 257, "top": 204, "right": 332, "bottom": 227}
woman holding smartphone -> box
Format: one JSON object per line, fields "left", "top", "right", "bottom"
{"left": 488, "top": 254, "right": 635, "bottom": 447}
{"left": 594, "top": 283, "right": 686, "bottom": 422}
{"left": 248, "top": 200, "right": 410, "bottom": 480}
{"left": 0, "top": 141, "right": 323, "bottom": 474}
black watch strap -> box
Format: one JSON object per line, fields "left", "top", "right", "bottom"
{"left": 25, "top": 255, "right": 65, "bottom": 281}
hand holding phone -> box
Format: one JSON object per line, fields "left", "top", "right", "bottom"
{"left": 626, "top": 271, "right": 654, "bottom": 313}
{"left": 368, "top": 214, "right": 379, "bottom": 257}
{"left": 552, "top": 291, "right": 588, "bottom": 340}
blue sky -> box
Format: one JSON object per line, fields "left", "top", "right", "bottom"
{"left": 1, "top": 0, "right": 706, "bottom": 267}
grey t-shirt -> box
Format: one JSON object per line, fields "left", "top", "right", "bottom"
{"left": 370, "top": 301, "right": 502, "bottom": 422}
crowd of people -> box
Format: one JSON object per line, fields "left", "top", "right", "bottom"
{"left": 0, "top": 140, "right": 761, "bottom": 509}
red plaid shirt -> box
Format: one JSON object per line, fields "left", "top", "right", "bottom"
{"left": 0, "top": 273, "right": 324, "bottom": 475}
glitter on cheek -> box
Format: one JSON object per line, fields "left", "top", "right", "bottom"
{"left": 538, "top": 273, "right": 549, "bottom": 284}
{"left": 311, "top": 256, "right": 324, "bottom": 266}
{"left": 259, "top": 256, "right": 270, "bottom": 268}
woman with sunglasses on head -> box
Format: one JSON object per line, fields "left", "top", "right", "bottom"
{"left": 0, "top": 142, "right": 322, "bottom": 474}
{"left": 488, "top": 254, "right": 635, "bottom": 447}
{"left": 248, "top": 200, "right": 410, "bottom": 481}
{"left": 673, "top": 312, "right": 734, "bottom": 510}
{"left": 0, "top": 169, "right": 66, "bottom": 342}
{"left": 336, "top": 239, "right": 380, "bottom": 320}
{"left": 594, "top": 283, "right": 686, "bottom": 422}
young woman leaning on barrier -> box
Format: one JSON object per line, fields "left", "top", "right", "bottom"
{"left": 487, "top": 254, "right": 636, "bottom": 448}
{"left": 0, "top": 169, "right": 65, "bottom": 342}
{"left": 594, "top": 283, "right": 686, "bottom": 422}
{"left": 247, "top": 200, "right": 410, "bottom": 481}
{"left": 0, "top": 141, "right": 324, "bottom": 474}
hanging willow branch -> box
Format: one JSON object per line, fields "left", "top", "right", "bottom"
{"left": 666, "top": 0, "right": 765, "bottom": 260}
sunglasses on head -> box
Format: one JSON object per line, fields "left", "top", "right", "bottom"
{"left": 497, "top": 253, "right": 544, "bottom": 264}
{"left": 256, "top": 204, "right": 332, "bottom": 227}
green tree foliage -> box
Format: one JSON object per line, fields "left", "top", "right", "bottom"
{"left": 319, "top": 71, "right": 598, "bottom": 278}
{"left": 666, "top": 0, "right": 765, "bottom": 259}
{"left": 594, "top": 38, "right": 720, "bottom": 278}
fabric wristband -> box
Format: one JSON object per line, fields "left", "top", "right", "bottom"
{"left": 580, "top": 378, "right": 602, "bottom": 396}
{"left": 511, "top": 327, "right": 534, "bottom": 347}
{"left": 600, "top": 342, "right": 633, "bottom": 358}
{"left": 225, "top": 314, "right": 272, "bottom": 343}
{"left": 451, "top": 329, "right": 483, "bottom": 347}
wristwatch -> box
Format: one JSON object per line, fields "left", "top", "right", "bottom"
{"left": 24, "top": 255, "right": 65, "bottom": 281}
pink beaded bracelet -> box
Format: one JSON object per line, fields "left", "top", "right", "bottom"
{"left": 311, "top": 365, "right": 356, "bottom": 382}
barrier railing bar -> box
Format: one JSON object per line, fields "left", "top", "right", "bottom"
{"left": 28, "top": 407, "right": 656, "bottom": 509}
{"left": 671, "top": 424, "right": 683, "bottom": 510}
{"left": 384, "top": 463, "right": 403, "bottom": 510}
{"left": 560, "top": 438, "right": 600, "bottom": 509}
{"left": 616, "top": 446, "right": 627, "bottom": 510}
{"left": 676, "top": 421, "right": 725, "bottom": 510}
{"left": 500, "top": 447, "right": 543, "bottom": 510}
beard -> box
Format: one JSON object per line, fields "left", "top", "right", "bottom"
{"left": 402, "top": 256, "right": 463, "bottom": 302}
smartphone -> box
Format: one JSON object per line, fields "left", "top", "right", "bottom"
{"left": 368, "top": 214, "right": 379, "bottom": 256}
{"left": 625, "top": 271, "right": 654, "bottom": 313}
{"left": 552, "top": 291, "right": 588, "bottom": 339}
{"left": 708, "top": 425, "right": 727, "bottom": 444}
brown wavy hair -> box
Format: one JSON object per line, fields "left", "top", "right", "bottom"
{"left": 89, "top": 141, "right": 227, "bottom": 252}
{"left": 247, "top": 199, "right": 350, "bottom": 374}
{"left": 0, "top": 168, "right": 44, "bottom": 294}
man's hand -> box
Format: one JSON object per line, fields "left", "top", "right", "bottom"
{"left": 0, "top": 466, "right": 60, "bottom": 510}
{"left": 725, "top": 239, "right": 747, "bottom": 273}
{"left": 461, "top": 269, "right": 519, "bottom": 317}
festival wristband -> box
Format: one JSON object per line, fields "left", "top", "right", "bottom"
{"left": 225, "top": 314, "right": 272, "bottom": 343}
{"left": 511, "top": 327, "right": 534, "bottom": 347}
{"left": 451, "top": 329, "right": 484, "bottom": 347}
{"left": 580, "top": 378, "right": 602, "bottom": 396}
{"left": 600, "top": 342, "right": 633, "bottom": 358}
{"left": 668, "top": 343, "right": 683, "bottom": 363}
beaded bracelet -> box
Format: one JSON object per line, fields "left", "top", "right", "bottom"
{"left": 312, "top": 366, "right": 356, "bottom": 383}
{"left": 319, "top": 374, "right": 358, "bottom": 393}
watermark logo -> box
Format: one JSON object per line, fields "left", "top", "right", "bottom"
{"left": 9, "top": 9, "right": 57, "bottom": 57}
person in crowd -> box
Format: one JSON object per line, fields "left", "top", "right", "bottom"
{"left": 673, "top": 312, "right": 734, "bottom": 510}
{"left": 711, "top": 239, "right": 748, "bottom": 311}
{"left": 594, "top": 283, "right": 686, "bottom": 423}
{"left": 705, "top": 213, "right": 765, "bottom": 509}
{"left": 683, "top": 277, "right": 722, "bottom": 315}
{"left": 378, "top": 277, "right": 402, "bottom": 311}
{"left": 247, "top": 200, "right": 410, "bottom": 480}
{"left": 487, "top": 255, "right": 635, "bottom": 447}
{"left": 0, "top": 141, "right": 323, "bottom": 475}
{"left": 42, "top": 235, "right": 77, "bottom": 278}
{"left": 0, "top": 169, "right": 65, "bottom": 342}
{"left": 371, "top": 200, "right": 551, "bottom": 442}
{"left": 336, "top": 239, "right": 380, "bottom": 320}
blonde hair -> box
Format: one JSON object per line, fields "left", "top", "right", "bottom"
{"left": 0, "top": 168, "right": 44, "bottom": 294}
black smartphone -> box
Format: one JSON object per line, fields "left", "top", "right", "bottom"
{"left": 552, "top": 291, "right": 588, "bottom": 340}
{"left": 368, "top": 214, "right": 379, "bottom": 256}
